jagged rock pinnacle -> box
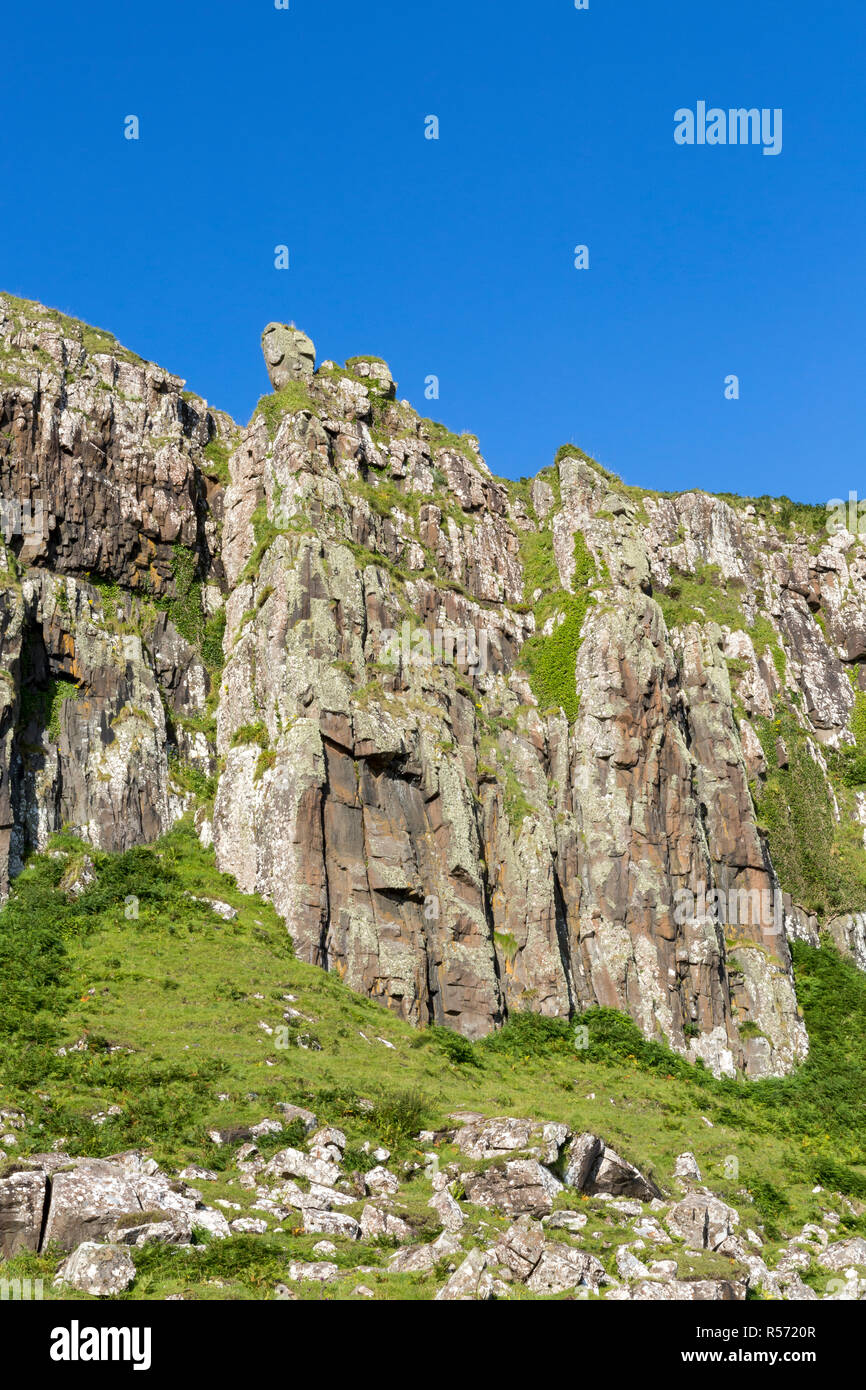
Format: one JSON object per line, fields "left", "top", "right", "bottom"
{"left": 261, "top": 322, "right": 316, "bottom": 389}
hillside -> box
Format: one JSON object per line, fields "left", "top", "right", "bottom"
{"left": 1, "top": 820, "right": 865, "bottom": 1300}
{"left": 1, "top": 293, "right": 866, "bottom": 1301}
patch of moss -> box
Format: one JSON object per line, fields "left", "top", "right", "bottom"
{"left": 253, "top": 382, "right": 317, "bottom": 438}
{"left": 518, "top": 532, "right": 596, "bottom": 723}
{"left": 168, "top": 756, "right": 215, "bottom": 803}
{"left": 420, "top": 419, "right": 478, "bottom": 464}
{"left": 201, "top": 608, "right": 227, "bottom": 675}
{"left": 240, "top": 503, "right": 285, "bottom": 583}
{"left": 202, "top": 438, "right": 232, "bottom": 485}
{"left": 160, "top": 546, "right": 205, "bottom": 651}
{"left": 230, "top": 722, "right": 269, "bottom": 749}
{"left": 754, "top": 711, "right": 866, "bottom": 918}
{"left": 749, "top": 615, "right": 786, "bottom": 682}
{"left": 254, "top": 748, "right": 276, "bottom": 782}
{"left": 656, "top": 563, "right": 746, "bottom": 631}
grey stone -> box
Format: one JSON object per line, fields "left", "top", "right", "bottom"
{"left": 55, "top": 1242, "right": 136, "bottom": 1296}
{"left": 526, "top": 1244, "right": 607, "bottom": 1295}
{"left": 817, "top": 1237, "right": 866, "bottom": 1272}
{"left": 359, "top": 1205, "right": 413, "bottom": 1241}
{"left": 461, "top": 1159, "right": 562, "bottom": 1218}
{"left": 428, "top": 1188, "right": 464, "bottom": 1232}
{"left": 562, "top": 1132, "right": 604, "bottom": 1190}
{"left": 387, "top": 1230, "right": 463, "bottom": 1273}
{"left": 41, "top": 1163, "right": 141, "bottom": 1251}
{"left": 607, "top": 1278, "right": 746, "bottom": 1301}
{"left": 286, "top": 1261, "right": 340, "bottom": 1283}
{"left": 302, "top": 1209, "right": 360, "bottom": 1240}
{"left": 261, "top": 322, "right": 316, "bottom": 389}
{"left": 666, "top": 1194, "right": 740, "bottom": 1251}
{"left": 0, "top": 1168, "right": 47, "bottom": 1257}
{"left": 434, "top": 1248, "right": 493, "bottom": 1301}
{"left": 673, "top": 1152, "right": 702, "bottom": 1182}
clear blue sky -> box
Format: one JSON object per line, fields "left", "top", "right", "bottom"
{"left": 2, "top": 0, "right": 863, "bottom": 500}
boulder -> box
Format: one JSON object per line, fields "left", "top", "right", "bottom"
{"left": 562, "top": 1133, "right": 604, "bottom": 1189}
{"left": 0, "top": 1167, "right": 47, "bottom": 1257}
{"left": 453, "top": 1115, "right": 569, "bottom": 1163}
{"left": 434, "top": 1248, "right": 494, "bottom": 1301}
{"left": 261, "top": 1147, "right": 341, "bottom": 1188}
{"left": 494, "top": 1217, "right": 546, "bottom": 1280}
{"left": 54, "top": 1242, "right": 136, "bottom": 1296}
{"left": 607, "top": 1278, "right": 746, "bottom": 1301}
{"left": 364, "top": 1165, "right": 400, "bottom": 1196}
{"left": 589, "top": 1146, "right": 662, "bottom": 1201}
{"left": 428, "top": 1189, "right": 464, "bottom": 1232}
{"left": 526, "top": 1244, "right": 606, "bottom": 1295}
{"left": 275, "top": 1104, "right": 317, "bottom": 1134}
{"left": 461, "top": 1160, "right": 562, "bottom": 1218}
{"left": 666, "top": 1194, "right": 740, "bottom": 1251}
{"left": 230, "top": 1217, "right": 268, "bottom": 1234}
{"left": 817, "top": 1237, "right": 866, "bottom": 1272}
{"left": 41, "top": 1163, "right": 141, "bottom": 1251}
{"left": 189, "top": 1208, "right": 231, "bottom": 1240}
{"left": 492, "top": 1215, "right": 605, "bottom": 1294}
{"left": 359, "top": 1205, "right": 413, "bottom": 1242}
{"left": 388, "top": 1230, "right": 463, "bottom": 1274}
{"left": 286, "top": 1261, "right": 340, "bottom": 1284}
{"left": 301, "top": 1209, "right": 360, "bottom": 1240}
{"left": 560, "top": 1133, "right": 661, "bottom": 1201}
{"left": 616, "top": 1246, "right": 651, "bottom": 1280}
{"left": 673, "top": 1152, "right": 702, "bottom": 1182}
{"left": 109, "top": 1211, "right": 192, "bottom": 1247}
{"left": 543, "top": 1210, "right": 588, "bottom": 1233}
{"left": 177, "top": 1166, "right": 218, "bottom": 1183}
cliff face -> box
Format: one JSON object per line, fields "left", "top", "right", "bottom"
{"left": 2, "top": 293, "right": 865, "bottom": 1080}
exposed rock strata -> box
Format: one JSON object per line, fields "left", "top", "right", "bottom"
{"left": 4, "top": 292, "right": 866, "bottom": 1076}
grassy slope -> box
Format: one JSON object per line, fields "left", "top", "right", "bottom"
{"left": 1, "top": 822, "right": 865, "bottom": 1300}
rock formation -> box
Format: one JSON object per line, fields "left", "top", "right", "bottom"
{"left": 3, "top": 290, "right": 866, "bottom": 1078}
{"left": 261, "top": 322, "right": 316, "bottom": 389}
{"left": 3, "top": 1111, "right": 851, "bottom": 1301}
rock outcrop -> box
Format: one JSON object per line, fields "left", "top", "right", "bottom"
{"left": 261, "top": 323, "right": 316, "bottom": 388}
{"left": 5, "top": 1112, "right": 854, "bottom": 1302}
{"left": 4, "top": 290, "right": 866, "bottom": 1077}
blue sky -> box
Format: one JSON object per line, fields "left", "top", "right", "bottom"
{"left": 2, "top": 0, "right": 863, "bottom": 500}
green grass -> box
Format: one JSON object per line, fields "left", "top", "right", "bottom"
{"left": 754, "top": 711, "right": 866, "bottom": 919}
{"left": 1, "top": 820, "right": 865, "bottom": 1298}
{"left": 230, "top": 721, "right": 269, "bottom": 748}
{"left": 1, "top": 293, "right": 145, "bottom": 368}
{"left": 419, "top": 419, "right": 478, "bottom": 463}
{"left": 517, "top": 532, "right": 597, "bottom": 722}
{"left": 162, "top": 545, "right": 204, "bottom": 648}
{"left": 252, "top": 381, "right": 317, "bottom": 437}
{"left": 502, "top": 762, "right": 535, "bottom": 832}
{"left": 239, "top": 502, "right": 285, "bottom": 583}
{"left": 17, "top": 676, "right": 81, "bottom": 744}
{"left": 656, "top": 563, "right": 747, "bottom": 631}
{"left": 715, "top": 493, "right": 828, "bottom": 540}
{"left": 169, "top": 755, "right": 216, "bottom": 802}
{"left": 202, "top": 437, "right": 232, "bottom": 485}
{"left": 748, "top": 615, "right": 787, "bottom": 681}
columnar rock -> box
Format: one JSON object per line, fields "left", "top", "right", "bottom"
{"left": 5, "top": 291, "right": 866, "bottom": 1078}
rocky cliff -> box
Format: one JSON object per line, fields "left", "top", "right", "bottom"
{"left": 3, "top": 291, "right": 865, "bottom": 1081}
